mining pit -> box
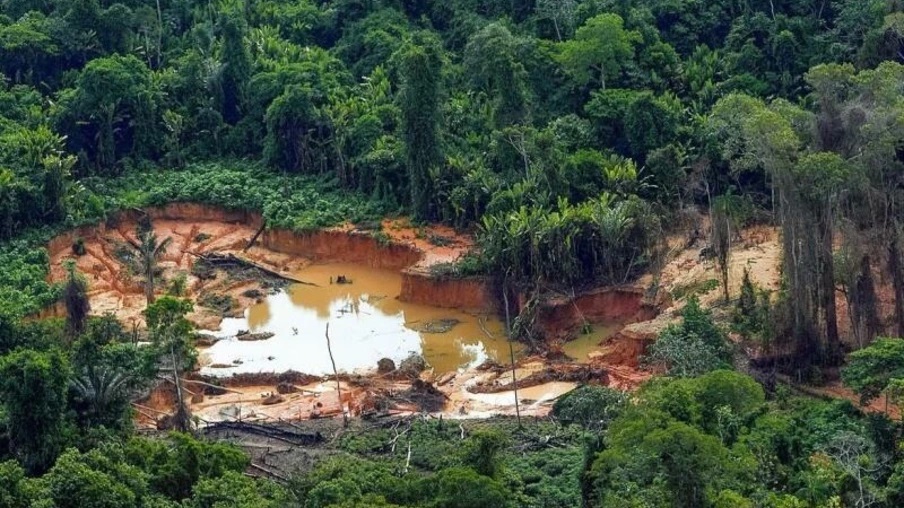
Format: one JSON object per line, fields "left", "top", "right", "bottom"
{"left": 49, "top": 203, "right": 772, "bottom": 429}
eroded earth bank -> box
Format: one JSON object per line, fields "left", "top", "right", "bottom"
{"left": 45, "top": 204, "right": 781, "bottom": 429}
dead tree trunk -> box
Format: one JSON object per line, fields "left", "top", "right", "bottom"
{"left": 890, "top": 235, "right": 904, "bottom": 336}
{"left": 821, "top": 214, "right": 840, "bottom": 364}
{"left": 325, "top": 323, "right": 348, "bottom": 427}
{"left": 244, "top": 223, "right": 266, "bottom": 252}
{"left": 502, "top": 276, "right": 521, "bottom": 430}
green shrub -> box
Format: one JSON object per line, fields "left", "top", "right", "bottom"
{"left": 552, "top": 385, "right": 628, "bottom": 431}
{"left": 644, "top": 297, "right": 733, "bottom": 377}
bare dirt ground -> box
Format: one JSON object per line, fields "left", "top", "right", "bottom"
{"left": 47, "top": 214, "right": 475, "bottom": 331}
{"left": 48, "top": 216, "right": 306, "bottom": 330}
{"left": 375, "top": 218, "right": 475, "bottom": 270}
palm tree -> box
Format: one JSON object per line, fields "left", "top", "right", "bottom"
{"left": 70, "top": 367, "right": 133, "bottom": 425}
{"left": 128, "top": 219, "right": 172, "bottom": 305}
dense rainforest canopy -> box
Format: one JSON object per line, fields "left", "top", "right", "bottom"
{"left": 3, "top": 0, "right": 904, "bottom": 506}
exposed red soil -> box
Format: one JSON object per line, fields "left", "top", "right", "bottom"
{"left": 399, "top": 272, "right": 496, "bottom": 311}
{"left": 46, "top": 204, "right": 474, "bottom": 330}
{"left": 533, "top": 286, "right": 660, "bottom": 341}
{"left": 45, "top": 203, "right": 676, "bottom": 425}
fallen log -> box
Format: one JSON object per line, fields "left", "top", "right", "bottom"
{"left": 244, "top": 223, "right": 267, "bottom": 252}
{"left": 190, "top": 252, "right": 318, "bottom": 286}
{"left": 236, "top": 331, "right": 275, "bottom": 342}
{"left": 250, "top": 462, "right": 289, "bottom": 482}
{"left": 180, "top": 378, "right": 244, "bottom": 395}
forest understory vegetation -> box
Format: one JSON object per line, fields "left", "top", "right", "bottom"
{"left": 4, "top": 0, "right": 904, "bottom": 506}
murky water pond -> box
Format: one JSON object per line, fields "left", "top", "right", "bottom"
{"left": 560, "top": 323, "right": 620, "bottom": 361}
{"left": 199, "top": 263, "right": 519, "bottom": 376}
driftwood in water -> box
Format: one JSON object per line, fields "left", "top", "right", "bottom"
{"left": 189, "top": 251, "right": 318, "bottom": 286}
{"left": 236, "top": 331, "right": 275, "bottom": 342}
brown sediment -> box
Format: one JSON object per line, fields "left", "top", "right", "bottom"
{"left": 45, "top": 204, "right": 488, "bottom": 330}
{"left": 531, "top": 286, "right": 661, "bottom": 341}
{"left": 260, "top": 228, "right": 421, "bottom": 270}
{"left": 399, "top": 271, "right": 496, "bottom": 311}
{"left": 200, "top": 371, "right": 321, "bottom": 388}
{"left": 467, "top": 363, "right": 609, "bottom": 394}
{"left": 588, "top": 329, "right": 656, "bottom": 369}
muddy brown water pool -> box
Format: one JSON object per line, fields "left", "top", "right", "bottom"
{"left": 561, "top": 323, "right": 620, "bottom": 361}
{"left": 199, "top": 263, "right": 522, "bottom": 376}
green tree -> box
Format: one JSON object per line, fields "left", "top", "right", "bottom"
{"left": 145, "top": 297, "right": 194, "bottom": 432}
{"left": 0, "top": 349, "right": 71, "bottom": 473}
{"left": 263, "top": 85, "right": 333, "bottom": 173}
{"left": 552, "top": 385, "right": 628, "bottom": 431}
{"left": 125, "top": 434, "right": 248, "bottom": 501}
{"left": 623, "top": 92, "right": 680, "bottom": 160}
{"left": 842, "top": 338, "right": 904, "bottom": 405}
{"left": 535, "top": 0, "right": 577, "bottom": 41}
{"left": 216, "top": 13, "right": 251, "bottom": 125}
{"left": 398, "top": 32, "right": 443, "bottom": 220}
{"left": 557, "top": 13, "right": 640, "bottom": 90}
{"left": 419, "top": 467, "right": 512, "bottom": 508}
{"left": 38, "top": 446, "right": 147, "bottom": 508}
{"left": 645, "top": 297, "right": 733, "bottom": 377}
{"left": 710, "top": 93, "right": 846, "bottom": 366}
{"left": 128, "top": 220, "right": 172, "bottom": 306}
{"left": 55, "top": 55, "right": 158, "bottom": 172}
{"left": 461, "top": 429, "right": 508, "bottom": 478}
{"left": 463, "top": 23, "right": 530, "bottom": 128}
{"left": 590, "top": 412, "right": 752, "bottom": 508}
{"left": 188, "top": 470, "right": 283, "bottom": 508}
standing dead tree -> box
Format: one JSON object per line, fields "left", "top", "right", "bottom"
{"left": 325, "top": 323, "right": 348, "bottom": 428}
{"left": 711, "top": 195, "right": 741, "bottom": 304}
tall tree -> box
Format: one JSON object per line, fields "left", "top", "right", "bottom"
{"left": 710, "top": 95, "right": 847, "bottom": 365}
{"left": 535, "top": 0, "right": 577, "bottom": 41}
{"left": 264, "top": 85, "right": 333, "bottom": 173}
{"left": 55, "top": 55, "right": 158, "bottom": 173}
{"left": 557, "top": 13, "right": 639, "bottom": 90}
{"left": 63, "top": 260, "right": 90, "bottom": 340}
{"left": 217, "top": 13, "right": 251, "bottom": 125}
{"left": 398, "top": 32, "right": 443, "bottom": 220}
{"left": 145, "top": 297, "right": 194, "bottom": 432}
{"left": 127, "top": 219, "right": 172, "bottom": 305}
{"left": 463, "top": 23, "right": 530, "bottom": 128}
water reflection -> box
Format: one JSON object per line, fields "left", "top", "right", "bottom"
{"left": 200, "top": 263, "right": 518, "bottom": 376}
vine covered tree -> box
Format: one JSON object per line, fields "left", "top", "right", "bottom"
{"left": 398, "top": 32, "right": 443, "bottom": 220}
{"left": 63, "top": 260, "right": 89, "bottom": 340}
